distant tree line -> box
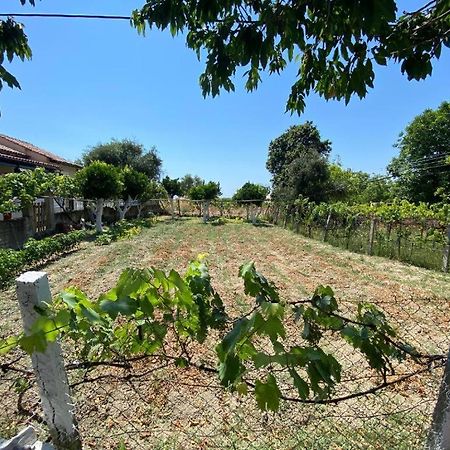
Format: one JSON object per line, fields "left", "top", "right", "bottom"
{"left": 267, "top": 101, "right": 450, "bottom": 206}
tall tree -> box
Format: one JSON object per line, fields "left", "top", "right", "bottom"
{"left": 81, "top": 139, "right": 162, "bottom": 181}
{"left": 267, "top": 123, "right": 331, "bottom": 202}
{"left": 387, "top": 101, "right": 450, "bottom": 203}
{"left": 132, "top": 1, "right": 450, "bottom": 113}
{"left": 180, "top": 174, "right": 203, "bottom": 195}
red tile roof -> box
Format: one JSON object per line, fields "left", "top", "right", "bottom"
{"left": 0, "top": 152, "right": 60, "bottom": 170}
{"left": 0, "top": 134, "right": 81, "bottom": 168}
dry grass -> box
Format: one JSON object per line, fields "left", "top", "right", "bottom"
{"left": 0, "top": 218, "right": 449, "bottom": 449}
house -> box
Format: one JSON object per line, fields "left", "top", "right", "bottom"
{"left": 0, "top": 134, "right": 81, "bottom": 176}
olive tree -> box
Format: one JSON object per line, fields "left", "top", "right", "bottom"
{"left": 76, "top": 161, "right": 123, "bottom": 232}
{"left": 81, "top": 139, "right": 162, "bottom": 181}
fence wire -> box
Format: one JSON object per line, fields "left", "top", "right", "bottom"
{"left": 0, "top": 202, "right": 449, "bottom": 449}
{"left": 1, "top": 292, "right": 448, "bottom": 449}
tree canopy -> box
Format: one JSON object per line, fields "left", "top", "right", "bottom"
{"left": 188, "top": 181, "right": 222, "bottom": 201}
{"left": 3, "top": 2, "right": 449, "bottom": 114}
{"left": 233, "top": 182, "right": 269, "bottom": 206}
{"left": 387, "top": 101, "right": 450, "bottom": 203}
{"left": 162, "top": 176, "right": 183, "bottom": 198}
{"left": 132, "top": 0, "right": 450, "bottom": 113}
{"left": 0, "top": 1, "right": 34, "bottom": 94}
{"left": 121, "top": 166, "right": 151, "bottom": 201}
{"left": 328, "top": 164, "right": 395, "bottom": 204}
{"left": 180, "top": 174, "right": 203, "bottom": 195}
{"left": 76, "top": 161, "right": 123, "bottom": 201}
{"left": 81, "top": 139, "right": 162, "bottom": 181}
{"left": 267, "top": 122, "right": 331, "bottom": 202}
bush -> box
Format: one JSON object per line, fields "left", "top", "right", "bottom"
{"left": 95, "top": 218, "right": 154, "bottom": 245}
{"left": 0, "top": 230, "right": 86, "bottom": 287}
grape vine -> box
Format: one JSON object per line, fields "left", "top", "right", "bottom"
{"left": 0, "top": 256, "right": 443, "bottom": 412}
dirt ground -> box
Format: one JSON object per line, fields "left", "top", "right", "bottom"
{"left": 0, "top": 218, "right": 449, "bottom": 449}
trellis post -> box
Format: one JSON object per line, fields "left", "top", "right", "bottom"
{"left": 16, "top": 271, "right": 81, "bottom": 450}
{"left": 442, "top": 224, "right": 450, "bottom": 273}
{"left": 427, "top": 346, "right": 450, "bottom": 449}
{"left": 367, "top": 218, "right": 376, "bottom": 256}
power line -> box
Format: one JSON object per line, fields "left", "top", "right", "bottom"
{"left": 0, "top": 13, "right": 132, "bottom": 20}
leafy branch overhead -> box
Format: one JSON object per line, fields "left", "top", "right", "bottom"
{"left": 132, "top": 0, "right": 450, "bottom": 113}
{"left": 1, "top": 256, "right": 442, "bottom": 412}
{"left": 2, "top": 2, "right": 449, "bottom": 113}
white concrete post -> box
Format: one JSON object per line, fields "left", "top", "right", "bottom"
{"left": 367, "top": 218, "right": 376, "bottom": 256}
{"left": 442, "top": 225, "right": 450, "bottom": 273}
{"left": 323, "top": 213, "right": 332, "bottom": 242}
{"left": 16, "top": 272, "right": 81, "bottom": 450}
{"left": 202, "top": 201, "right": 210, "bottom": 223}
{"left": 250, "top": 204, "right": 257, "bottom": 225}
{"left": 95, "top": 198, "right": 104, "bottom": 232}
{"left": 428, "top": 347, "right": 450, "bottom": 450}
{"left": 170, "top": 197, "right": 175, "bottom": 219}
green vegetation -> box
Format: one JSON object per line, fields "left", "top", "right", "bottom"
{"left": 269, "top": 198, "right": 449, "bottom": 271}
{"left": 76, "top": 161, "right": 123, "bottom": 232}
{"left": 0, "top": 255, "right": 423, "bottom": 415}
{"left": 267, "top": 122, "right": 331, "bottom": 202}
{"left": 95, "top": 218, "right": 155, "bottom": 245}
{"left": 1, "top": 219, "right": 447, "bottom": 449}
{"left": 0, "top": 230, "right": 86, "bottom": 287}
{"left": 0, "top": 168, "right": 79, "bottom": 214}
{"left": 388, "top": 101, "right": 450, "bottom": 203}
{"left": 81, "top": 139, "right": 162, "bottom": 181}
{"left": 233, "top": 182, "right": 269, "bottom": 206}
{"left": 132, "top": 1, "right": 449, "bottom": 113}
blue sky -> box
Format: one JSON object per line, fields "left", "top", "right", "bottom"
{"left": 1, "top": 0, "right": 449, "bottom": 197}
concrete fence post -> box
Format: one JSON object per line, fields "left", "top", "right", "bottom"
{"left": 202, "top": 201, "right": 210, "bottom": 223}
{"left": 323, "top": 213, "right": 332, "bottom": 242}
{"left": 442, "top": 225, "right": 450, "bottom": 273}
{"left": 427, "top": 346, "right": 450, "bottom": 450}
{"left": 45, "top": 196, "right": 56, "bottom": 233}
{"left": 16, "top": 271, "right": 81, "bottom": 450}
{"left": 367, "top": 218, "right": 376, "bottom": 256}
{"left": 22, "top": 205, "right": 36, "bottom": 240}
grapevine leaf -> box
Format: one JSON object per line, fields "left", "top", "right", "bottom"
{"left": 0, "top": 335, "right": 20, "bottom": 354}
{"left": 254, "top": 374, "right": 281, "bottom": 412}
{"left": 289, "top": 368, "right": 310, "bottom": 400}
{"left": 218, "top": 352, "right": 243, "bottom": 387}
{"left": 100, "top": 297, "right": 137, "bottom": 319}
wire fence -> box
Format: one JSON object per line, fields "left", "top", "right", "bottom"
{"left": 1, "top": 290, "right": 448, "bottom": 449}
{"left": 0, "top": 198, "right": 449, "bottom": 449}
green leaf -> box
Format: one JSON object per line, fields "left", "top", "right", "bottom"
{"left": 218, "top": 352, "right": 242, "bottom": 387}
{"left": 100, "top": 297, "right": 137, "bottom": 319}
{"left": 289, "top": 368, "right": 310, "bottom": 400}
{"left": 0, "top": 335, "right": 20, "bottom": 354}
{"left": 254, "top": 374, "right": 281, "bottom": 412}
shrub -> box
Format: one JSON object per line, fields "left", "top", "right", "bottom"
{"left": 0, "top": 230, "right": 86, "bottom": 288}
